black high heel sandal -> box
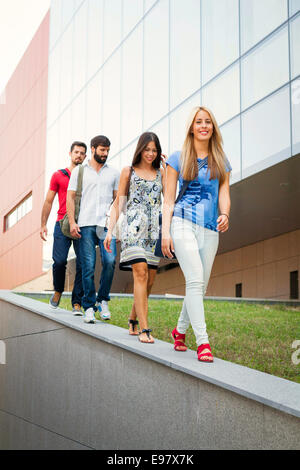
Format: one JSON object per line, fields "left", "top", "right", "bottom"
{"left": 138, "top": 329, "right": 154, "bottom": 343}
{"left": 128, "top": 319, "right": 139, "bottom": 335}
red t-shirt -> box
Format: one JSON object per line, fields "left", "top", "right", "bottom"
{"left": 49, "top": 168, "right": 71, "bottom": 221}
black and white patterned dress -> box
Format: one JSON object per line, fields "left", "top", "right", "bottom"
{"left": 119, "top": 168, "right": 162, "bottom": 271}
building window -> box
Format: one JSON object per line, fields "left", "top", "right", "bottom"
{"left": 4, "top": 193, "right": 32, "bottom": 232}
{"left": 236, "top": 283, "right": 242, "bottom": 298}
{"left": 290, "top": 271, "right": 299, "bottom": 299}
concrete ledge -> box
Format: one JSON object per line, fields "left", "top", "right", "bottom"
{"left": 1, "top": 290, "right": 300, "bottom": 419}
{"left": 1, "top": 290, "right": 300, "bottom": 449}
{"left": 16, "top": 290, "right": 300, "bottom": 307}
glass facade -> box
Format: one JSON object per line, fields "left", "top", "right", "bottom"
{"left": 45, "top": 0, "right": 300, "bottom": 259}
{"left": 242, "top": 85, "right": 291, "bottom": 177}
{"left": 241, "top": 26, "right": 289, "bottom": 110}
{"left": 240, "top": 0, "right": 287, "bottom": 53}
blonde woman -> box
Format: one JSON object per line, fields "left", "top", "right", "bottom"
{"left": 162, "top": 107, "right": 231, "bottom": 362}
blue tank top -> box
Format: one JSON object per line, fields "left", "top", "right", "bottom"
{"left": 166, "top": 151, "right": 232, "bottom": 232}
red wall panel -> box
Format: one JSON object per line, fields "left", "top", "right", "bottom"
{"left": 0, "top": 12, "right": 50, "bottom": 289}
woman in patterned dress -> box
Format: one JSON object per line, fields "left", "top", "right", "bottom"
{"left": 104, "top": 132, "right": 165, "bottom": 343}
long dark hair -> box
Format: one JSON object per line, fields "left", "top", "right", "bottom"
{"left": 131, "top": 132, "right": 162, "bottom": 169}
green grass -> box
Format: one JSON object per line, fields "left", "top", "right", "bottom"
{"left": 26, "top": 295, "right": 300, "bottom": 384}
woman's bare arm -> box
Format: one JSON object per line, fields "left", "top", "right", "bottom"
{"left": 161, "top": 165, "right": 178, "bottom": 258}
{"left": 217, "top": 172, "right": 231, "bottom": 233}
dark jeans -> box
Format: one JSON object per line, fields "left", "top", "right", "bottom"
{"left": 80, "top": 226, "right": 117, "bottom": 311}
{"left": 52, "top": 221, "right": 83, "bottom": 306}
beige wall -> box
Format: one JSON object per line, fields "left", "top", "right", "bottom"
{"left": 151, "top": 229, "right": 300, "bottom": 299}
{"left": 15, "top": 229, "right": 300, "bottom": 301}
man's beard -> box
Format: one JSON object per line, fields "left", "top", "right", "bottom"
{"left": 94, "top": 154, "right": 107, "bottom": 164}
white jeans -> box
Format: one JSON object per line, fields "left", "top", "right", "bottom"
{"left": 170, "top": 217, "right": 219, "bottom": 346}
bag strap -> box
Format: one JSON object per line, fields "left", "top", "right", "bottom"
{"left": 76, "top": 165, "right": 84, "bottom": 198}
{"left": 59, "top": 169, "right": 70, "bottom": 179}
{"left": 175, "top": 158, "right": 207, "bottom": 204}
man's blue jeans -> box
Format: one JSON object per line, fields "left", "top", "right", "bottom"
{"left": 80, "top": 225, "right": 117, "bottom": 311}
{"left": 52, "top": 221, "right": 83, "bottom": 306}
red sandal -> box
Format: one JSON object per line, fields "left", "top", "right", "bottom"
{"left": 171, "top": 328, "right": 188, "bottom": 352}
{"left": 197, "top": 343, "right": 214, "bottom": 362}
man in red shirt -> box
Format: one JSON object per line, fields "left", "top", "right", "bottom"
{"left": 40, "top": 142, "right": 87, "bottom": 313}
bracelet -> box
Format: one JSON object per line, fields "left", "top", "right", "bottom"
{"left": 220, "top": 213, "right": 229, "bottom": 220}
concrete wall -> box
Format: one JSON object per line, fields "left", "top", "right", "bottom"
{"left": 0, "top": 291, "right": 299, "bottom": 450}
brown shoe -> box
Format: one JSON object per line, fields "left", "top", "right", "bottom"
{"left": 49, "top": 291, "right": 62, "bottom": 309}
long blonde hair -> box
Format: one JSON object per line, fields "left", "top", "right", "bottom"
{"left": 181, "top": 106, "right": 227, "bottom": 183}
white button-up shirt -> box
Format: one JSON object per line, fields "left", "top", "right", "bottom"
{"left": 68, "top": 160, "right": 120, "bottom": 228}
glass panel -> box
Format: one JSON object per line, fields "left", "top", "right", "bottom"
{"left": 242, "top": 26, "right": 289, "bottom": 110}
{"left": 291, "top": 14, "right": 300, "bottom": 79}
{"left": 23, "top": 200, "right": 28, "bottom": 218}
{"left": 59, "top": 108, "right": 73, "bottom": 158}
{"left": 8, "top": 210, "right": 17, "bottom": 229}
{"left": 47, "top": 44, "right": 62, "bottom": 127}
{"left": 242, "top": 86, "right": 291, "bottom": 178}
{"left": 118, "top": 139, "right": 138, "bottom": 168}
{"left": 62, "top": 0, "right": 76, "bottom": 31}
{"left": 75, "top": 0, "right": 84, "bottom": 9}
{"left": 290, "top": 0, "right": 300, "bottom": 15}
{"left": 202, "top": 64, "right": 240, "bottom": 126}
{"left": 70, "top": 90, "right": 87, "bottom": 145}
{"left": 102, "top": 51, "right": 121, "bottom": 157}
{"left": 144, "top": 0, "right": 157, "bottom": 14}
{"left": 59, "top": 24, "right": 74, "bottom": 114}
{"left": 240, "top": 0, "right": 288, "bottom": 53}
{"left": 143, "top": 0, "right": 169, "bottom": 129}
{"left": 21, "top": 201, "right": 26, "bottom": 219}
{"left": 170, "top": 0, "right": 200, "bottom": 109}
{"left": 45, "top": 124, "right": 61, "bottom": 191}
{"left": 86, "top": 72, "right": 103, "bottom": 143}
{"left": 220, "top": 117, "right": 241, "bottom": 184}
{"left": 201, "top": 0, "right": 239, "bottom": 84}
{"left": 73, "top": 2, "right": 88, "bottom": 96}
{"left": 20, "top": 201, "right": 27, "bottom": 219}
{"left": 121, "top": 25, "right": 143, "bottom": 147}
{"left": 150, "top": 116, "right": 169, "bottom": 158}
{"left": 103, "top": 0, "right": 122, "bottom": 61}
{"left": 27, "top": 195, "right": 33, "bottom": 214}
{"left": 87, "top": 0, "right": 103, "bottom": 81}
{"left": 16, "top": 205, "right": 22, "bottom": 222}
{"left": 24, "top": 197, "right": 30, "bottom": 215}
{"left": 123, "top": 0, "right": 143, "bottom": 38}
{"left": 169, "top": 92, "right": 201, "bottom": 154}
{"left": 292, "top": 79, "right": 300, "bottom": 154}
{"left": 49, "top": 0, "right": 62, "bottom": 50}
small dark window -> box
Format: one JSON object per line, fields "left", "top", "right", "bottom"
{"left": 290, "top": 271, "right": 299, "bottom": 299}
{"left": 236, "top": 283, "right": 242, "bottom": 298}
{"left": 4, "top": 192, "right": 32, "bottom": 232}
